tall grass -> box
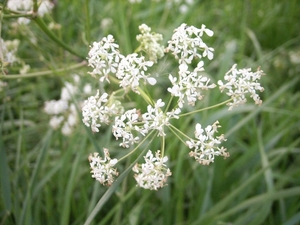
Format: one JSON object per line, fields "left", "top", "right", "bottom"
{"left": 1, "top": 0, "right": 300, "bottom": 225}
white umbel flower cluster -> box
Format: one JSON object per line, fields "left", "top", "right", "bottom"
{"left": 87, "top": 35, "right": 156, "bottom": 91}
{"left": 44, "top": 75, "right": 91, "bottom": 136}
{"left": 187, "top": 121, "right": 229, "bottom": 165}
{"left": 88, "top": 35, "right": 123, "bottom": 82}
{"left": 7, "top": 0, "right": 54, "bottom": 24}
{"left": 82, "top": 90, "right": 124, "bottom": 133}
{"left": 116, "top": 53, "right": 156, "bottom": 94}
{"left": 168, "top": 61, "right": 216, "bottom": 108}
{"left": 136, "top": 23, "right": 165, "bottom": 63}
{"left": 133, "top": 150, "right": 172, "bottom": 190}
{"left": 83, "top": 23, "right": 264, "bottom": 190}
{"left": 111, "top": 99, "right": 180, "bottom": 148}
{"left": 166, "top": 23, "right": 214, "bottom": 64}
{"left": 44, "top": 79, "right": 78, "bottom": 136}
{"left": 112, "top": 108, "right": 141, "bottom": 148}
{"left": 166, "top": 23, "right": 216, "bottom": 109}
{"left": 218, "top": 64, "right": 265, "bottom": 110}
{"left": 88, "top": 148, "right": 119, "bottom": 186}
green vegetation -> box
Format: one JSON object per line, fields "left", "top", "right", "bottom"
{"left": 1, "top": 0, "right": 300, "bottom": 225}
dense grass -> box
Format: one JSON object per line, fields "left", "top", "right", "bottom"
{"left": 1, "top": 0, "right": 300, "bottom": 225}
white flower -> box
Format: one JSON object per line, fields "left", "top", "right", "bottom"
{"left": 187, "top": 121, "right": 229, "bottom": 165}
{"left": 49, "top": 116, "right": 64, "bottom": 129}
{"left": 7, "top": 0, "right": 54, "bottom": 24}
{"left": 0, "top": 81, "right": 8, "bottom": 92}
{"left": 142, "top": 99, "right": 170, "bottom": 136}
{"left": 83, "top": 84, "right": 92, "bottom": 95}
{"left": 136, "top": 24, "right": 165, "bottom": 63}
{"left": 60, "top": 82, "right": 77, "bottom": 101}
{"left": 44, "top": 99, "right": 68, "bottom": 115}
{"left": 116, "top": 53, "right": 155, "bottom": 94}
{"left": 0, "top": 38, "right": 20, "bottom": 64}
{"left": 82, "top": 90, "right": 122, "bottom": 133}
{"left": 166, "top": 23, "right": 214, "bottom": 64}
{"left": 88, "top": 148, "right": 119, "bottom": 186}
{"left": 112, "top": 109, "right": 140, "bottom": 148}
{"left": 87, "top": 35, "right": 124, "bottom": 82}
{"left": 218, "top": 64, "right": 265, "bottom": 110}
{"left": 132, "top": 150, "right": 172, "bottom": 190}
{"left": 168, "top": 61, "right": 216, "bottom": 108}
{"left": 37, "top": 0, "right": 54, "bottom": 17}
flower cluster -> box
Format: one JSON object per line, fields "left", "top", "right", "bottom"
{"left": 166, "top": 24, "right": 216, "bottom": 108}
{"left": 111, "top": 99, "right": 180, "bottom": 148}
{"left": 82, "top": 91, "right": 124, "bottom": 133}
{"left": 87, "top": 35, "right": 123, "bottom": 82}
{"left": 7, "top": 0, "right": 54, "bottom": 24}
{"left": 187, "top": 121, "right": 229, "bottom": 165}
{"left": 133, "top": 150, "right": 172, "bottom": 190}
{"left": 116, "top": 53, "right": 156, "bottom": 93}
{"left": 136, "top": 24, "right": 165, "bottom": 63}
{"left": 218, "top": 64, "right": 265, "bottom": 110}
{"left": 88, "top": 149, "right": 119, "bottom": 186}
{"left": 83, "top": 23, "right": 264, "bottom": 190}
{"left": 168, "top": 62, "right": 216, "bottom": 108}
{"left": 0, "top": 38, "right": 30, "bottom": 74}
{"left": 166, "top": 23, "right": 214, "bottom": 64}
{"left": 44, "top": 75, "right": 91, "bottom": 136}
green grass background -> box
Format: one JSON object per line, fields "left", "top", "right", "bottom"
{"left": 1, "top": 0, "right": 300, "bottom": 224}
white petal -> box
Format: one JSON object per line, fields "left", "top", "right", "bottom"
{"left": 147, "top": 77, "right": 157, "bottom": 85}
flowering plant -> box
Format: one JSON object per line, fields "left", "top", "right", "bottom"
{"left": 83, "top": 23, "right": 265, "bottom": 190}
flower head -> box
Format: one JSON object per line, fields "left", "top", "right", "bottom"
{"left": 133, "top": 150, "right": 172, "bottom": 190}
{"left": 116, "top": 53, "right": 155, "bottom": 94}
{"left": 168, "top": 61, "right": 216, "bottom": 108}
{"left": 218, "top": 64, "right": 265, "bottom": 110}
{"left": 112, "top": 109, "right": 141, "bottom": 148}
{"left": 87, "top": 35, "right": 124, "bottom": 82}
{"left": 136, "top": 23, "right": 165, "bottom": 63}
{"left": 89, "top": 148, "right": 119, "bottom": 186}
{"left": 7, "top": 0, "right": 54, "bottom": 24}
{"left": 187, "top": 121, "right": 229, "bottom": 165}
{"left": 166, "top": 23, "right": 214, "bottom": 64}
{"left": 82, "top": 90, "right": 124, "bottom": 133}
{"left": 142, "top": 99, "right": 171, "bottom": 136}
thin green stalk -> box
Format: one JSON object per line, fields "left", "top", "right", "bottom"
{"left": 84, "top": 0, "right": 91, "bottom": 44}
{"left": 118, "top": 130, "right": 156, "bottom": 162}
{"left": 161, "top": 135, "right": 165, "bottom": 156}
{"left": 19, "top": 130, "right": 52, "bottom": 224}
{"left": 117, "top": 0, "right": 132, "bottom": 54}
{"left": 168, "top": 124, "right": 189, "bottom": 146}
{"left": 32, "top": 16, "right": 85, "bottom": 59}
{"left": 32, "top": 0, "right": 38, "bottom": 13}
{"left": 179, "top": 99, "right": 232, "bottom": 117}
{"left": 137, "top": 86, "right": 155, "bottom": 106}
{"left": 0, "top": 61, "right": 86, "bottom": 79}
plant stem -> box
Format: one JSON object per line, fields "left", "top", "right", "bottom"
{"left": 0, "top": 61, "right": 87, "bottom": 79}
{"left": 179, "top": 99, "right": 232, "bottom": 117}
{"left": 118, "top": 130, "right": 157, "bottom": 162}
{"left": 32, "top": 17, "right": 86, "bottom": 59}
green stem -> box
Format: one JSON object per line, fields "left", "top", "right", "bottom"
{"left": 84, "top": 0, "right": 91, "bottom": 44}
{"left": 118, "top": 130, "right": 157, "bottom": 162}
{"left": 137, "top": 86, "right": 154, "bottom": 106}
{"left": 0, "top": 61, "right": 87, "bottom": 79}
{"left": 32, "top": 17, "right": 85, "bottom": 59}
{"left": 168, "top": 124, "right": 190, "bottom": 144}
{"left": 161, "top": 135, "right": 165, "bottom": 157}
{"left": 179, "top": 99, "right": 232, "bottom": 117}
{"left": 32, "top": 0, "right": 38, "bottom": 13}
